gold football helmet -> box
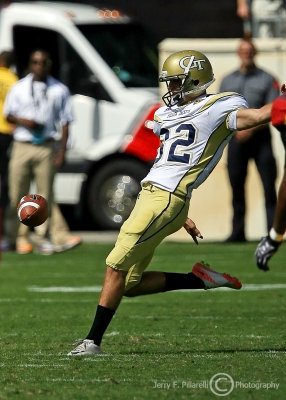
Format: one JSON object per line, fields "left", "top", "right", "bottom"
{"left": 159, "top": 50, "right": 215, "bottom": 107}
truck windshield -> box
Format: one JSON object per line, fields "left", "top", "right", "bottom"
{"left": 77, "top": 23, "right": 158, "bottom": 88}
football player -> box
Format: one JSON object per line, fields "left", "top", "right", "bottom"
{"left": 255, "top": 90, "right": 286, "bottom": 270}
{"left": 68, "top": 50, "right": 284, "bottom": 356}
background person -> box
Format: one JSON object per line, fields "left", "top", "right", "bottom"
{"left": 3, "top": 49, "right": 79, "bottom": 255}
{"left": 0, "top": 51, "right": 18, "bottom": 251}
{"left": 220, "top": 38, "right": 280, "bottom": 242}
{"left": 236, "top": 0, "right": 285, "bottom": 37}
{"left": 255, "top": 90, "right": 286, "bottom": 270}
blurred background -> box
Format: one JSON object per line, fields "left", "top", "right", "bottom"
{"left": 61, "top": 0, "right": 244, "bottom": 41}
{"left": 1, "top": 0, "right": 285, "bottom": 242}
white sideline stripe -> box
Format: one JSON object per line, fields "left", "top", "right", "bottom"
{"left": 28, "top": 285, "right": 103, "bottom": 292}
{"left": 0, "top": 297, "right": 139, "bottom": 304}
{"left": 0, "top": 298, "right": 27, "bottom": 302}
{"left": 129, "top": 316, "right": 282, "bottom": 321}
{"left": 47, "top": 378, "right": 132, "bottom": 382}
{"left": 17, "top": 348, "right": 283, "bottom": 359}
{"left": 242, "top": 283, "right": 286, "bottom": 291}
{"left": 27, "top": 283, "right": 286, "bottom": 293}
{"left": 177, "top": 284, "right": 286, "bottom": 292}
{"left": 19, "top": 364, "right": 65, "bottom": 368}
{"left": 12, "top": 378, "right": 132, "bottom": 382}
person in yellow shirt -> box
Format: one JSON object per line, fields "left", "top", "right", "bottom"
{"left": 0, "top": 51, "right": 18, "bottom": 250}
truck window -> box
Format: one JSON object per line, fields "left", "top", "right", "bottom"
{"left": 60, "top": 39, "right": 112, "bottom": 101}
{"left": 12, "top": 25, "right": 112, "bottom": 100}
{"left": 13, "top": 25, "right": 61, "bottom": 78}
{"left": 77, "top": 23, "right": 158, "bottom": 88}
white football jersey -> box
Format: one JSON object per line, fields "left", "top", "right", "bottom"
{"left": 142, "top": 92, "right": 248, "bottom": 198}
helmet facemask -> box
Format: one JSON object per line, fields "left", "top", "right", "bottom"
{"left": 160, "top": 75, "right": 185, "bottom": 107}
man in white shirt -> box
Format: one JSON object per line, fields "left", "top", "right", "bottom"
{"left": 4, "top": 49, "right": 75, "bottom": 254}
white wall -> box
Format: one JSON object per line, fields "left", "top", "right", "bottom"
{"left": 159, "top": 39, "right": 286, "bottom": 241}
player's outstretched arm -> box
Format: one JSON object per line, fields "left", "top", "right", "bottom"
{"left": 184, "top": 217, "right": 203, "bottom": 245}
{"left": 236, "top": 103, "right": 272, "bottom": 131}
{"left": 236, "top": 84, "right": 286, "bottom": 131}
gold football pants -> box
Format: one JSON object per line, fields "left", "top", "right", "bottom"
{"left": 106, "top": 183, "right": 189, "bottom": 291}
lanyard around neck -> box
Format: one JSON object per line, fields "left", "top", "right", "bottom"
{"left": 31, "top": 80, "right": 48, "bottom": 109}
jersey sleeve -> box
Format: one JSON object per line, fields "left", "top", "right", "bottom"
{"left": 208, "top": 93, "right": 249, "bottom": 132}
{"left": 226, "top": 110, "right": 239, "bottom": 130}
{"left": 153, "top": 108, "right": 164, "bottom": 136}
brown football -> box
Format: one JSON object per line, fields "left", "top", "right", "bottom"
{"left": 17, "top": 194, "right": 49, "bottom": 227}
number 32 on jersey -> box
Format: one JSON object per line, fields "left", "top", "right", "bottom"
{"left": 155, "top": 123, "right": 197, "bottom": 165}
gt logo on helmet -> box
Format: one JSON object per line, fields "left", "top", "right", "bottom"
{"left": 179, "top": 56, "right": 206, "bottom": 73}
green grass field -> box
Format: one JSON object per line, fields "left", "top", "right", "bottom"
{"left": 0, "top": 240, "right": 285, "bottom": 400}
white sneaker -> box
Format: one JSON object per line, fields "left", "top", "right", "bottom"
{"left": 67, "top": 339, "right": 103, "bottom": 356}
{"left": 36, "top": 240, "right": 54, "bottom": 255}
{"left": 192, "top": 262, "right": 242, "bottom": 290}
{"left": 54, "top": 236, "right": 82, "bottom": 253}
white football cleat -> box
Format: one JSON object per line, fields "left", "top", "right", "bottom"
{"left": 192, "top": 262, "right": 242, "bottom": 290}
{"left": 67, "top": 339, "right": 103, "bottom": 356}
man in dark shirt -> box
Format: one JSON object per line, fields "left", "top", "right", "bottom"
{"left": 220, "top": 38, "right": 280, "bottom": 242}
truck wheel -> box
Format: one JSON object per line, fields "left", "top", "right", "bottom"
{"left": 87, "top": 159, "right": 149, "bottom": 229}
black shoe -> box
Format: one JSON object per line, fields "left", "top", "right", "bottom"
{"left": 224, "top": 234, "right": 246, "bottom": 243}
{"left": 1, "top": 240, "right": 16, "bottom": 252}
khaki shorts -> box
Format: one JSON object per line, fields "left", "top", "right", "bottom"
{"left": 106, "top": 183, "right": 189, "bottom": 291}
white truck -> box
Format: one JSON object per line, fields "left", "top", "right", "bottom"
{"left": 0, "top": 1, "right": 161, "bottom": 229}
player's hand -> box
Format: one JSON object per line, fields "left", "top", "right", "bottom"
{"left": 254, "top": 236, "right": 281, "bottom": 271}
{"left": 281, "top": 84, "right": 286, "bottom": 94}
{"left": 144, "top": 120, "right": 154, "bottom": 130}
{"left": 184, "top": 217, "right": 203, "bottom": 245}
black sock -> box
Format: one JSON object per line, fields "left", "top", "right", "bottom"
{"left": 163, "top": 272, "right": 205, "bottom": 291}
{"left": 86, "top": 305, "right": 115, "bottom": 346}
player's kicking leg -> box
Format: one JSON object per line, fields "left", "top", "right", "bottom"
{"left": 124, "top": 261, "right": 241, "bottom": 298}
{"left": 67, "top": 262, "right": 241, "bottom": 356}
{"left": 68, "top": 185, "right": 241, "bottom": 356}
